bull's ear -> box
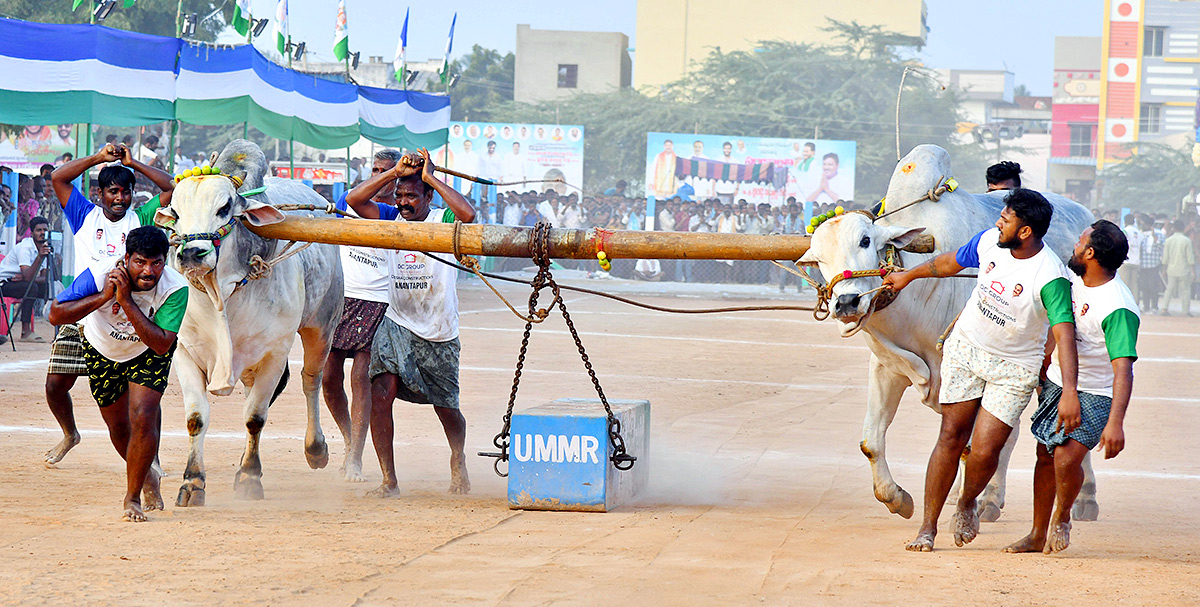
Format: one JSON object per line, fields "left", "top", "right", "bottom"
{"left": 239, "top": 199, "right": 286, "bottom": 226}
{"left": 880, "top": 225, "right": 926, "bottom": 249}
{"left": 154, "top": 206, "right": 178, "bottom": 228}
{"left": 799, "top": 247, "right": 818, "bottom": 265}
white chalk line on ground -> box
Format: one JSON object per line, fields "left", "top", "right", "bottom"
{"left": 0, "top": 424, "right": 308, "bottom": 441}
{"left": 4, "top": 424, "right": 1197, "bottom": 482}
{"left": 7, "top": 357, "right": 1200, "bottom": 403}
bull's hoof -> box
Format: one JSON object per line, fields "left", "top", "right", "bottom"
{"left": 885, "top": 489, "right": 915, "bottom": 519}
{"left": 305, "top": 439, "right": 329, "bottom": 470}
{"left": 233, "top": 473, "right": 265, "bottom": 500}
{"left": 1072, "top": 499, "right": 1099, "bottom": 522}
{"left": 978, "top": 501, "right": 1003, "bottom": 523}
{"left": 176, "top": 484, "right": 206, "bottom": 507}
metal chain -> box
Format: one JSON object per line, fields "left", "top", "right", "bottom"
{"left": 479, "top": 222, "right": 635, "bottom": 475}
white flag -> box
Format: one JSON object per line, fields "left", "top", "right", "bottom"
{"left": 274, "top": 0, "right": 289, "bottom": 55}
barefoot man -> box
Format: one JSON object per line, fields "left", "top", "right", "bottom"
{"left": 45, "top": 143, "right": 174, "bottom": 465}
{"left": 49, "top": 227, "right": 187, "bottom": 521}
{"left": 322, "top": 149, "right": 403, "bottom": 482}
{"left": 342, "top": 149, "right": 476, "bottom": 497}
{"left": 884, "top": 188, "right": 1080, "bottom": 551}
{"left": 1005, "top": 220, "right": 1139, "bottom": 554}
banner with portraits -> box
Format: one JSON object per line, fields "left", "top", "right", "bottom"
{"left": 645, "top": 132, "right": 856, "bottom": 207}
{"left": 0, "top": 124, "right": 79, "bottom": 174}
{"left": 438, "top": 121, "right": 584, "bottom": 197}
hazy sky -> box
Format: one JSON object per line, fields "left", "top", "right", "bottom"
{"left": 239, "top": 0, "right": 1101, "bottom": 95}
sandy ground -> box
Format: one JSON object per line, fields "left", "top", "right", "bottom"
{"left": 1, "top": 282, "right": 1198, "bottom": 606}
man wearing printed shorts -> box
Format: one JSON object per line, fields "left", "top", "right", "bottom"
{"left": 45, "top": 143, "right": 174, "bottom": 465}
{"left": 49, "top": 227, "right": 187, "bottom": 522}
{"left": 342, "top": 148, "right": 477, "bottom": 498}
{"left": 884, "top": 188, "right": 1080, "bottom": 552}
{"left": 322, "top": 149, "right": 403, "bottom": 482}
{"left": 1004, "top": 220, "right": 1139, "bottom": 554}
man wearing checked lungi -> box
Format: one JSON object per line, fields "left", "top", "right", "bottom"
{"left": 323, "top": 148, "right": 404, "bottom": 482}
{"left": 1004, "top": 220, "right": 1140, "bottom": 554}
{"left": 342, "top": 148, "right": 476, "bottom": 498}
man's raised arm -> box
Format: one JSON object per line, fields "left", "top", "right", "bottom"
{"left": 51, "top": 143, "right": 123, "bottom": 207}
{"left": 417, "top": 148, "right": 475, "bottom": 223}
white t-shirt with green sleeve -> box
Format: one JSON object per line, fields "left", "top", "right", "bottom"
{"left": 951, "top": 228, "right": 1075, "bottom": 373}
{"left": 1047, "top": 273, "right": 1140, "bottom": 398}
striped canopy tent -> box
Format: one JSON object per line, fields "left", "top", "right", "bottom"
{"left": 0, "top": 18, "right": 179, "bottom": 126}
{"left": 0, "top": 18, "right": 450, "bottom": 152}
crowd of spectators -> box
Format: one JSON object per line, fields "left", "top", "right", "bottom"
{"left": 1091, "top": 205, "right": 1199, "bottom": 316}
{"left": 462, "top": 182, "right": 866, "bottom": 286}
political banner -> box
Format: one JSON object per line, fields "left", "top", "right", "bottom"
{"left": 645, "top": 132, "right": 856, "bottom": 207}
{"left": 440, "top": 121, "right": 584, "bottom": 197}
{"left": 0, "top": 125, "right": 79, "bottom": 173}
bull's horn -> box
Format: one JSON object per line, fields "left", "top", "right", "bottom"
{"left": 900, "top": 234, "right": 935, "bottom": 254}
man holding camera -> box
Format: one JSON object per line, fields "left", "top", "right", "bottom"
{"left": 0, "top": 216, "right": 52, "bottom": 343}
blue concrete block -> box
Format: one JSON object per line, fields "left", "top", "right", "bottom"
{"left": 508, "top": 398, "right": 650, "bottom": 512}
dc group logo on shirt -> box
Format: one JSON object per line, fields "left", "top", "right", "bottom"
{"left": 989, "top": 281, "right": 1005, "bottom": 295}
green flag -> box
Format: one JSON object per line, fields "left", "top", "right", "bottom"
{"left": 332, "top": 0, "right": 348, "bottom": 62}
{"left": 124, "top": 0, "right": 135, "bottom": 6}
{"left": 231, "top": 0, "right": 252, "bottom": 36}
{"left": 72, "top": 0, "right": 85, "bottom": 10}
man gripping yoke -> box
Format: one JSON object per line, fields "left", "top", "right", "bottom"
{"left": 49, "top": 226, "right": 188, "bottom": 522}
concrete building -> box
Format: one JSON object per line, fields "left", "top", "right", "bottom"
{"left": 933, "top": 69, "right": 1015, "bottom": 128}
{"left": 514, "top": 24, "right": 631, "bottom": 104}
{"left": 1048, "top": 36, "right": 1101, "bottom": 204}
{"left": 634, "top": 0, "right": 928, "bottom": 91}
{"left": 1099, "top": 0, "right": 1200, "bottom": 170}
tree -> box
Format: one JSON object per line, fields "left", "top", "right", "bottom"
{"left": 437, "top": 45, "right": 514, "bottom": 122}
{"left": 0, "top": 1, "right": 226, "bottom": 40}
{"left": 1099, "top": 143, "right": 1200, "bottom": 214}
{"left": 486, "top": 21, "right": 975, "bottom": 199}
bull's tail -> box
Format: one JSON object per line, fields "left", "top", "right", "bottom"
{"left": 269, "top": 365, "right": 290, "bottom": 407}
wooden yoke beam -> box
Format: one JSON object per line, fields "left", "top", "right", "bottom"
{"left": 246, "top": 216, "right": 814, "bottom": 261}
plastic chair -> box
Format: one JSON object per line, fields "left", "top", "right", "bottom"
{"left": 0, "top": 280, "right": 17, "bottom": 351}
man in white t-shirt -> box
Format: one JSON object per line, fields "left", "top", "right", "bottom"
{"left": 885, "top": 189, "right": 1080, "bottom": 552}
{"left": 49, "top": 226, "right": 188, "bottom": 522}
{"left": 45, "top": 143, "right": 175, "bottom": 466}
{"left": 537, "top": 192, "right": 561, "bottom": 227}
{"left": 502, "top": 142, "right": 526, "bottom": 192}
{"left": 1119, "top": 214, "right": 1141, "bottom": 290}
{"left": 343, "top": 148, "right": 477, "bottom": 498}
{"left": 323, "top": 149, "right": 403, "bottom": 482}
{"left": 1004, "top": 219, "right": 1139, "bottom": 555}
{"left": 0, "top": 216, "right": 51, "bottom": 342}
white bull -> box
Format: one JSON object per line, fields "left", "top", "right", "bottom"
{"left": 156, "top": 140, "right": 344, "bottom": 506}
{"left": 799, "top": 144, "right": 1099, "bottom": 521}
